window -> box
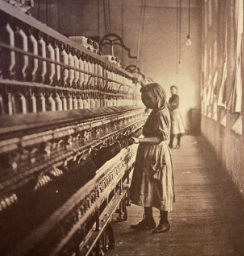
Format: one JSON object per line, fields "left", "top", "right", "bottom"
{"left": 228, "top": 0, "right": 243, "bottom": 113}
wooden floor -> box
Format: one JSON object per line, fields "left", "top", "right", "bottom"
{"left": 106, "top": 135, "right": 244, "bottom": 256}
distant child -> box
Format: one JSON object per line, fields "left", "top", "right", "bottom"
{"left": 168, "top": 85, "right": 185, "bottom": 149}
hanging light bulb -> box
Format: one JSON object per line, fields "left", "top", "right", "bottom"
{"left": 178, "top": 61, "right": 182, "bottom": 68}
{"left": 185, "top": 0, "right": 192, "bottom": 46}
{"left": 186, "top": 34, "right": 192, "bottom": 46}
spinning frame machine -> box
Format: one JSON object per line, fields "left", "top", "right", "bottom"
{"left": 0, "top": 2, "right": 146, "bottom": 256}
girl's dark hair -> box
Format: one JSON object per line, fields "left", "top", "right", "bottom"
{"left": 140, "top": 83, "right": 167, "bottom": 109}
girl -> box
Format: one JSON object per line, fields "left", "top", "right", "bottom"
{"left": 129, "top": 83, "right": 175, "bottom": 234}
{"left": 168, "top": 85, "right": 185, "bottom": 149}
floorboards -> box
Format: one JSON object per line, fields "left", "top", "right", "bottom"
{"left": 105, "top": 135, "right": 244, "bottom": 256}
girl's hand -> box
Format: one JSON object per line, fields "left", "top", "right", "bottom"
{"left": 129, "top": 137, "right": 140, "bottom": 144}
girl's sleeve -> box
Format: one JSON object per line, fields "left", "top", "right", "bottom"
{"left": 156, "top": 112, "right": 170, "bottom": 141}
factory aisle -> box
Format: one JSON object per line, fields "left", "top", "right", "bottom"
{"left": 106, "top": 135, "right": 244, "bottom": 256}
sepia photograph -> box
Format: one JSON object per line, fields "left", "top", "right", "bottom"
{"left": 0, "top": 0, "right": 244, "bottom": 255}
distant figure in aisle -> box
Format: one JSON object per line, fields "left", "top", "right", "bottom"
{"left": 168, "top": 85, "right": 185, "bottom": 149}
{"left": 129, "top": 83, "right": 175, "bottom": 234}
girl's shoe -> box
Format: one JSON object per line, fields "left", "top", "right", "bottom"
{"left": 151, "top": 220, "right": 170, "bottom": 233}
{"left": 174, "top": 144, "right": 180, "bottom": 149}
{"left": 130, "top": 218, "right": 156, "bottom": 230}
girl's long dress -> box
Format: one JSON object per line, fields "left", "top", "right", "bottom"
{"left": 169, "top": 94, "right": 185, "bottom": 135}
{"left": 130, "top": 107, "right": 175, "bottom": 212}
